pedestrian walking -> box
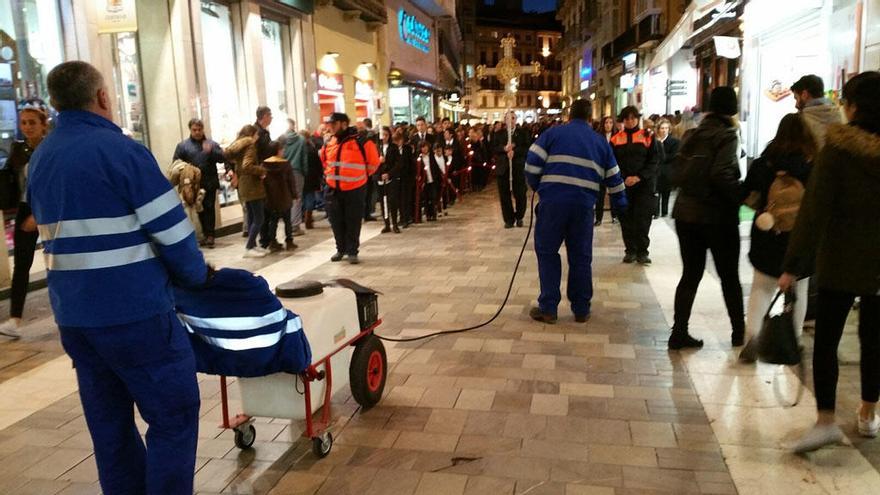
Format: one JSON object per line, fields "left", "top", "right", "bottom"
{"left": 0, "top": 100, "right": 49, "bottom": 339}
{"left": 378, "top": 128, "right": 403, "bottom": 233}
{"left": 594, "top": 116, "right": 616, "bottom": 226}
{"left": 654, "top": 118, "right": 680, "bottom": 218}
{"left": 492, "top": 112, "right": 530, "bottom": 228}
{"left": 261, "top": 146, "right": 297, "bottom": 251}
{"left": 320, "top": 112, "right": 380, "bottom": 264}
{"left": 525, "top": 99, "right": 628, "bottom": 324}
{"left": 780, "top": 71, "right": 880, "bottom": 453}
{"left": 225, "top": 125, "right": 268, "bottom": 258}
{"left": 668, "top": 87, "right": 745, "bottom": 350}
{"left": 172, "top": 118, "right": 225, "bottom": 248}
{"left": 611, "top": 106, "right": 659, "bottom": 265}
{"left": 791, "top": 74, "right": 843, "bottom": 148}
{"left": 283, "top": 119, "right": 307, "bottom": 237}
{"left": 28, "top": 61, "right": 207, "bottom": 494}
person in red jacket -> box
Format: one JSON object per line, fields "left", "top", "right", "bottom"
{"left": 320, "top": 113, "right": 380, "bottom": 264}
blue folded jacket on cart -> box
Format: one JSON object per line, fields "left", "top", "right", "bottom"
{"left": 173, "top": 268, "right": 312, "bottom": 377}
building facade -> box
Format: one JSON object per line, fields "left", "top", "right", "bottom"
{"left": 459, "top": 1, "right": 562, "bottom": 124}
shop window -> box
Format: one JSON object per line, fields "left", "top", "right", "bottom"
{"left": 201, "top": 1, "right": 239, "bottom": 144}
{"left": 261, "top": 18, "right": 288, "bottom": 137}
{"left": 0, "top": 0, "right": 64, "bottom": 158}
{"left": 110, "top": 32, "right": 148, "bottom": 145}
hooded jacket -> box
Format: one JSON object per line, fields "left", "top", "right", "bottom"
{"left": 800, "top": 99, "right": 843, "bottom": 148}
{"left": 671, "top": 114, "right": 742, "bottom": 225}
{"left": 744, "top": 152, "right": 812, "bottom": 277}
{"left": 225, "top": 136, "right": 266, "bottom": 203}
{"left": 784, "top": 123, "right": 880, "bottom": 294}
{"left": 263, "top": 156, "right": 296, "bottom": 212}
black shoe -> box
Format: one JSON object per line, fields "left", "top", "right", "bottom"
{"left": 393, "top": 227, "right": 401, "bottom": 234}
{"left": 529, "top": 307, "right": 557, "bottom": 324}
{"left": 516, "top": 219, "right": 523, "bottom": 227}
{"left": 402, "top": 222, "right": 411, "bottom": 229}
{"left": 348, "top": 255, "right": 360, "bottom": 264}
{"left": 268, "top": 240, "right": 284, "bottom": 253}
{"left": 331, "top": 252, "right": 344, "bottom": 262}
{"left": 504, "top": 223, "right": 514, "bottom": 229}
{"left": 668, "top": 332, "right": 704, "bottom": 350}
{"left": 381, "top": 226, "right": 391, "bottom": 233}
{"left": 594, "top": 220, "right": 602, "bottom": 227}
{"left": 731, "top": 330, "right": 745, "bottom": 347}
{"left": 623, "top": 253, "right": 636, "bottom": 264}
{"left": 637, "top": 255, "right": 652, "bottom": 265}
{"left": 575, "top": 314, "right": 590, "bottom": 323}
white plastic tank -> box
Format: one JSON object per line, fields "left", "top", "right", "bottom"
{"left": 238, "top": 286, "right": 360, "bottom": 420}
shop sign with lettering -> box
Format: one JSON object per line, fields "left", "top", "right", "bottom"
{"left": 318, "top": 71, "right": 344, "bottom": 93}
{"left": 97, "top": 0, "right": 138, "bottom": 34}
{"left": 398, "top": 10, "right": 431, "bottom": 53}
{"left": 355, "top": 79, "right": 374, "bottom": 99}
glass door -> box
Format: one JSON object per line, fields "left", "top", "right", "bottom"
{"left": 111, "top": 32, "right": 148, "bottom": 145}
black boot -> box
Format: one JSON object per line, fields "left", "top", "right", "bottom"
{"left": 668, "top": 329, "right": 704, "bottom": 350}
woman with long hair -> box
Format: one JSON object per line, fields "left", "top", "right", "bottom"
{"left": 740, "top": 114, "right": 816, "bottom": 360}
{"left": 780, "top": 71, "right": 880, "bottom": 452}
{"left": 0, "top": 101, "right": 50, "bottom": 339}
{"left": 594, "top": 116, "right": 616, "bottom": 226}
{"left": 224, "top": 125, "right": 268, "bottom": 258}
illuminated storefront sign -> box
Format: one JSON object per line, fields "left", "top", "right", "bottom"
{"left": 97, "top": 0, "right": 138, "bottom": 34}
{"left": 355, "top": 78, "right": 373, "bottom": 99}
{"left": 318, "top": 71, "right": 344, "bottom": 93}
{"left": 398, "top": 10, "right": 431, "bottom": 53}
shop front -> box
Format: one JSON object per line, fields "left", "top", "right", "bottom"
{"left": 381, "top": 0, "right": 443, "bottom": 124}
{"left": 740, "top": 0, "right": 832, "bottom": 156}
{"left": 317, "top": 69, "right": 345, "bottom": 121}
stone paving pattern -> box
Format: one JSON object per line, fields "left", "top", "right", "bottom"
{"left": 0, "top": 191, "right": 876, "bottom": 494}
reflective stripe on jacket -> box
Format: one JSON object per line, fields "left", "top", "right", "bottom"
{"left": 320, "top": 129, "right": 380, "bottom": 191}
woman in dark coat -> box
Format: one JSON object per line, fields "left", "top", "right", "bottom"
{"left": 654, "top": 118, "right": 680, "bottom": 218}
{"left": 780, "top": 71, "right": 880, "bottom": 453}
{"left": 378, "top": 128, "right": 403, "bottom": 233}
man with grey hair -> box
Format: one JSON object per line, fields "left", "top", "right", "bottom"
{"left": 28, "top": 60, "right": 207, "bottom": 494}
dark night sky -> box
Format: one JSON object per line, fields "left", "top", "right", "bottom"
{"left": 523, "top": 0, "right": 556, "bottom": 12}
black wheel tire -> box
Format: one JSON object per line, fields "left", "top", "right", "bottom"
{"left": 312, "top": 432, "right": 333, "bottom": 458}
{"left": 233, "top": 424, "right": 256, "bottom": 449}
{"left": 349, "top": 334, "right": 387, "bottom": 409}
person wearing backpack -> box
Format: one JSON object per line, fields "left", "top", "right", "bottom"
{"left": 668, "top": 87, "right": 745, "bottom": 350}
{"left": 320, "top": 113, "right": 380, "bottom": 264}
{"left": 780, "top": 71, "right": 880, "bottom": 453}
{"left": 740, "top": 114, "right": 814, "bottom": 361}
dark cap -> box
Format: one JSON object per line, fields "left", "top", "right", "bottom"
{"left": 328, "top": 112, "right": 350, "bottom": 123}
{"left": 791, "top": 75, "right": 825, "bottom": 98}
{"left": 708, "top": 87, "right": 738, "bottom": 116}
{"left": 618, "top": 105, "right": 641, "bottom": 120}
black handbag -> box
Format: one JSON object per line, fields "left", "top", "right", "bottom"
{"left": 756, "top": 291, "right": 802, "bottom": 366}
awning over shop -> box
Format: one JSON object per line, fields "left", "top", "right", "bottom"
{"left": 650, "top": 1, "right": 696, "bottom": 70}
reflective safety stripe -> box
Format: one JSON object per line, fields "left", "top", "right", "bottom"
{"left": 608, "top": 182, "right": 626, "bottom": 194}
{"left": 327, "top": 175, "right": 363, "bottom": 182}
{"left": 38, "top": 214, "right": 140, "bottom": 241}
{"left": 178, "top": 307, "right": 289, "bottom": 331}
{"left": 135, "top": 189, "right": 181, "bottom": 225}
{"left": 151, "top": 217, "right": 194, "bottom": 246}
{"left": 540, "top": 174, "right": 600, "bottom": 191}
{"left": 546, "top": 155, "right": 603, "bottom": 175}
{"left": 605, "top": 165, "right": 621, "bottom": 178}
{"left": 329, "top": 161, "right": 367, "bottom": 171}
{"left": 183, "top": 315, "right": 304, "bottom": 351}
{"left": 529, "top": 143, "right": 548, "bottom": 161}
{"left": 524, "top": 164, "right": 543, "bottom": 175}
{"left": 45, "top": 243, "right": 157, "bottom": 271}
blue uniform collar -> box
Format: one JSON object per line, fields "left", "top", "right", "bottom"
{"left": 55, "top": 110, "right": 123, "bottom": 133}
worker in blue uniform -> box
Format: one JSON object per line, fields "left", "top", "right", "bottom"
{"left": 28, "top": 61, "right": 208, "bottom": 495}
{"left": 525, "top": 99, "right": 628, "bottom": 324}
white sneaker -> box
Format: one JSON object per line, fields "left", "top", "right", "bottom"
{"left": 0, "top": 320, "right": 21, "bottom": 339}
{"left": 243, "top": 249, "right": 267, "bottom": 259}
{"left": 792, "top": 423, "right": 845, "bottom": 453}
{"left": 254, "top": 246, "right": 270, "bottom": 254}
{"left": 858, "top": 411, "right": 880, "bottom": 438}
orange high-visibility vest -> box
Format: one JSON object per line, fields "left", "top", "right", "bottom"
{"left": 610, "top": 129, "right": 653, "bottom": 148}
{"left": 321, "top": 133, "right": 381, "bottom": 191}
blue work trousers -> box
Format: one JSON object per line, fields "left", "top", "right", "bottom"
{"left": 534, "top": 200, "right": 594, "bottom": 317}
{"left": 59, "top": 311, "right": 200, "bottom": 495}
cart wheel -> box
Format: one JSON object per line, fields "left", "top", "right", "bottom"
{"left": 312, "top": 432, "right": 333, "bottom": 458}
{"left": 233, "top": 424, "right": 256, "bottom": 449}
{"left": 350, "top": 335, "right": 387, "bottom": 408}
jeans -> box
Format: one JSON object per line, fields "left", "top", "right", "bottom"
{"left": 59, "top": 311, "right": 200, "bottom": 495}
{"left": 244, "top": 199, "right": 265, "bottom": 250}
{"left": 534, "top": 200, "right": 594, "bottom": 317}
{"left": 290, "top": 171, "right": 304, "bottom": 229}
{"left": 198, "top": 188, "right": 217, "bottom": 238}
{"left": 672, "top": 221, "right": 745, "bottom": 334}
{"left": 326, "top": 186, "right": 367, "bottom": 255}
{"left": 813, "top": 290, "right": 880, "bottom": 411}
{"left": 11, "top": 203, "right": 38, "bottom": 318}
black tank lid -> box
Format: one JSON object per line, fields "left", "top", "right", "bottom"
{"left": 275, "top": 279, "right": 324, "bottom": 298}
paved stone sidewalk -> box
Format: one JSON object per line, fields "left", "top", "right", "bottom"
{"left": 0, "top": 190, "right": 877, "bottom": 494}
